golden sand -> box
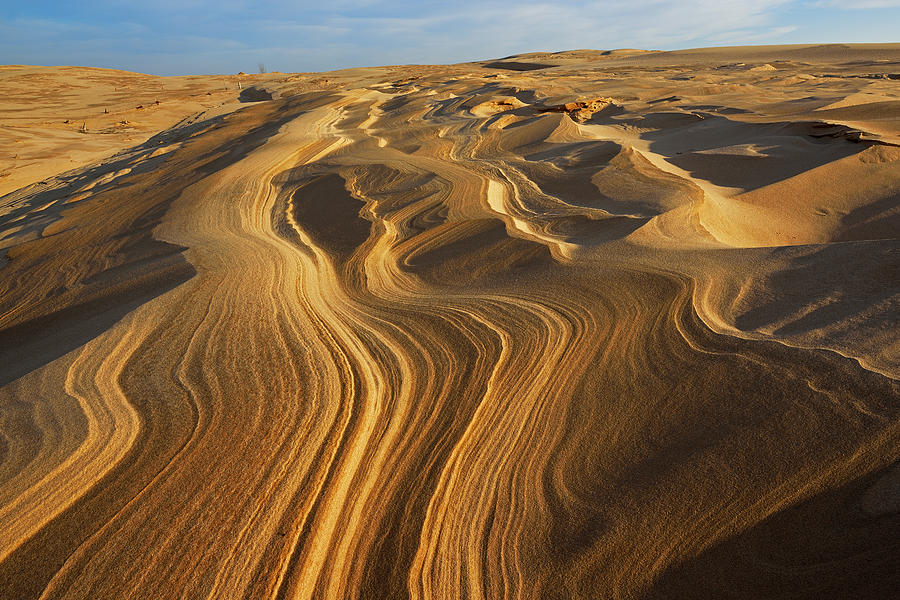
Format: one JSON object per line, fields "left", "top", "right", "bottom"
{"left": 1, "top": 44, "right": 898, "bottom": 598}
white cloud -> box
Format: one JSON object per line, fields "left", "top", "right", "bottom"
{"left": 321, "top": 0, "right": 796, "bottom": 61}
{"left": 815, "top": 0, "right": 900, "bottom": 7}
{"left": 707, "top": 25, "right": 799, "bottom": 44}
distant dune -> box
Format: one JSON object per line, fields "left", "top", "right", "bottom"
{"left": 0, "top": 44, "right": 898, "bottom": 599}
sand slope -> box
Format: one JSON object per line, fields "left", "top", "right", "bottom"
{"left": 1, "top": 45, "right": 898, "bottom": 599}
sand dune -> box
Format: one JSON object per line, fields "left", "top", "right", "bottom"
{"left": 1, "top": 45, "right": 898, "bottom": 599}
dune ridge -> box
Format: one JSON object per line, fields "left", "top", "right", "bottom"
{"left": 1, "top": 44, "right": 898, "bottom": 598}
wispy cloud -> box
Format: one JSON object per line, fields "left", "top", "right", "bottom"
{"left": 814, "top": 0, "right": 900, "bottom": 7}
{"left": 314, "top": 0, "right": 796, "bottom": 60}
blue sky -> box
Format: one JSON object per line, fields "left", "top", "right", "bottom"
{"left": 1, "top": 1, "right": 898, "bottom": 75}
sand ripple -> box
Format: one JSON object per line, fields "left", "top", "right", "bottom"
{"left": 1, "top": 45, "right": 899, "bottom": 598}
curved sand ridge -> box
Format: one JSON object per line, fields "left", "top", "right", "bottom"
{"left": 1, "top": 45, "right": 899, "bottom": 598}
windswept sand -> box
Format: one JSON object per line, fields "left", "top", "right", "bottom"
{"left": 1, "top": 44, "right": 898, "bottom": 599}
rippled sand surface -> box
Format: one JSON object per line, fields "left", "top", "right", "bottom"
{"left": 1, "top": 44, "right": 899, "bottom": 599}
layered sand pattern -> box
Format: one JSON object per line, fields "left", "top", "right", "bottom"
{"left": 1, "top": 44, "right": 898, "bottom": 598}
